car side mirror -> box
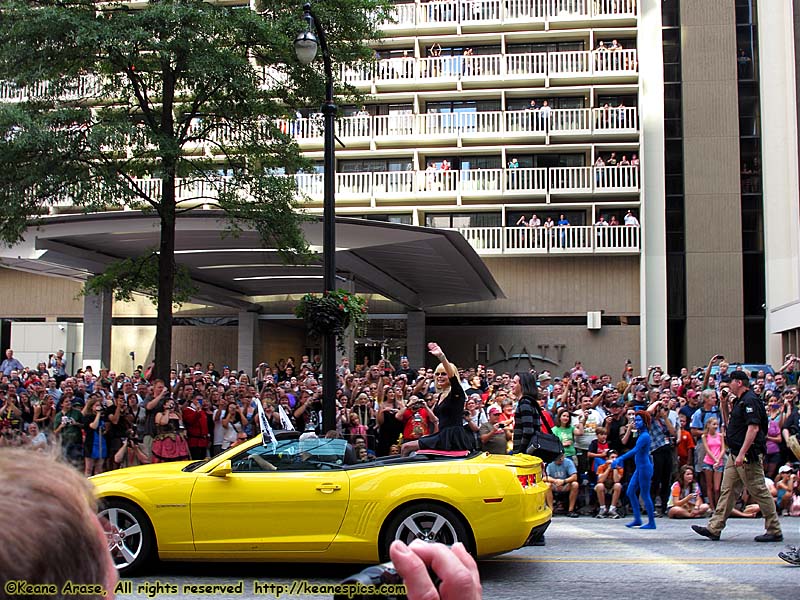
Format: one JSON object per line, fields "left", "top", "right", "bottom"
{"left": 209, "top": 460, "right": 232, "bottom": 478}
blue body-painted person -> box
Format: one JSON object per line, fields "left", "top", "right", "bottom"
{"left": 612, "top": 410, "right": 656, "bottom": 529}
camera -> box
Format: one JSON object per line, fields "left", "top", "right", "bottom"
{"left": 334, "top": 562, "right": 408, "bottom": 600}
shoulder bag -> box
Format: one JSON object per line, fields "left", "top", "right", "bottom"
{"left": 525, "top": 398, "right": 564, "bottom": 463}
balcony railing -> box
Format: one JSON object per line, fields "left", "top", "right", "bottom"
{"left": 280, "top": 107, "right": 638, "bottom": 147}
{"left": 341, "top": 50, "right": 637, "bottom": 89}
{"left": 1, "top": 47, "right": 638, "bottom": 105}
{"left": 380, "top": 0, "right": 637, "bottom": 29}
{"left": 458, "top": 224, "right": 640, "bottom": 255}
{"left": 293, "top": 166, "right": 639, "bottom": 201}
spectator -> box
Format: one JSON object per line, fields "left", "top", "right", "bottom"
{"left": 552, "top": 408, "right": 583, "bottom": 466}
{"left": 114, "top": 429, "right": 151, "bottom": 468}
{"left": 400, "top": 395, "right": 436, "bottom": 443}
{"left": 26, "top": 422, "right": 48, "bottom": 450}
{"left": 545, "top": 453, "right": 580, "bottom": 518}
{"left": 182, "top": 394, "right": 210, "bottom": 460}
{"left": 623, "top": 210, "right": 639, "bottom": 226}
{"left": 0, "top": 348, "right": 24, "bottom": 377}
{"left": 675, "top": 412, "right": 695, "bottom": 469}
{"left": 701, "top": 417, "right": 726, "bottom": 510}
{"left": 480, "top": 405, "right": 511, "bottom": 454}
{"left": 53, "top": 395, "right": 84, "bottom": 466}
{"left": 647, "top": 398, "right": 676, "bottom": 517}
{"left": 668, "top": 465, "right": 710, "bottom": 519}
{"left": 82, "top": 394, "right": 107, "bottom": 476}
{"left": 595, "top": 449, "right": 623, "bottom": 518}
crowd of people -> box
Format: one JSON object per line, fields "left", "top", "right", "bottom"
{"left": 2, "top": 346, "right": 800, "bottom": 524}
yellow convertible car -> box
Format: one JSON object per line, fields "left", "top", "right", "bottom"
{"left": 92, "top": 432, "right": 551, "bottom": 574}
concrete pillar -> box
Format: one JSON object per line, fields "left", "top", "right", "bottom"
{"left": 238, "top": 311, "right": 259, "bottom": 375}
{"left": 639, "top": 0, "right": 668, "bottom": 370}
{"left": 82, "top": 290, "right": 112, "bottom": 371}
{"left": 407, "top": 310, "right": 426, "bottom": 370}
{"left": 338, "top": 280, "right": 356, "bottom": 363}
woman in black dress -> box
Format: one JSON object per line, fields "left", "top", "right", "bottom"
{"left": 401, "top": 342, "right": 477, "bottom": 456}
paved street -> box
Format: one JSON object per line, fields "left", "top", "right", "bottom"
{"left": 123, "top": 516, "right": 799, "bottom": 600}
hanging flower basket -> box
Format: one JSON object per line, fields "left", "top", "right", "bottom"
{"left": 294, "top": 289, "right": 368, "bottom": 351}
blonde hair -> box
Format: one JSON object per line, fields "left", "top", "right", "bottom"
{"left": 433, "top": 363, "right": 457, "bottom": 394}
{"left": 703, "top": 417, "right": 719, "bottom": 434}
{"left": 0, "top": 449, "right": 113, "bottom": 597}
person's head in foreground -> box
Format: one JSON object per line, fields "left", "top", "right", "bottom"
{"left": 0, "top": 448, "right": 117, "bottom": 600}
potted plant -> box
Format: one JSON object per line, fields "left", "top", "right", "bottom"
{"left": 294, "top": 289, "right": 368, "bottom": 351}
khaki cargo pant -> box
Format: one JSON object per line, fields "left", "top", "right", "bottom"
{"left": 708, "top": 454, "right": 782, "bottom": 537}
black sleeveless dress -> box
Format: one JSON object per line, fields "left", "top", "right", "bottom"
{"left": 417, "top": 374, "right": 477, "bottom": 451}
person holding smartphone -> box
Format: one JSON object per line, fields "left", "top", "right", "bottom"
{"left": 667, "top": 465, "right": 709, "bottom": 519}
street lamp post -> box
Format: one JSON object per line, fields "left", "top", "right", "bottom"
{"left": 295, "top": 2, "right": 337, "bottom": 433}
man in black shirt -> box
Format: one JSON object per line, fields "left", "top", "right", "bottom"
{"left": 693, "top": 370, "right": 782, "bottom": 542}
{"left": 394, "top": 356, "right": 416, "bottom": 382}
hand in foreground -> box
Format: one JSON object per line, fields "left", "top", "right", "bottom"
{"left": 427, "top": 342, "right": 444, "bottom": 357}
{"left": 389, "top": 540, "right": 481, "bottom": 600}
{"left": 611, "top": 459, "right": 620, "bottom": 469}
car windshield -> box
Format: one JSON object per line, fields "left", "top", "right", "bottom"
{"left": 230, "top": 438, "right": 347, "bottom": 472}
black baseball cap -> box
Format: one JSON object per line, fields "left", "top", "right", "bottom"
{"left": 729, "top": 370, "right": 750, "bottom": 384}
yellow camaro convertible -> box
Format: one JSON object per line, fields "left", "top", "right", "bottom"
{"left": 92, "top": 432, "right": 551, "bottom": 575}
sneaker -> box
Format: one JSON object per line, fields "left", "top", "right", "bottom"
{"left": 596, "top": 506, "right": 608, "bottom": 519}
{"left": 778, "top": 546, "right": 800, "bottom": 566}
{"left": 754, "top": 533, "right": 783, "bottom": 543}
{"left": 566, "top": 511, "right": 580, "bottom": 518}
{"left": 609, "top": 506, "right": 621, "bottom": 519}
{"left": 692, "top": 525, "right": 720, "bottom": 541}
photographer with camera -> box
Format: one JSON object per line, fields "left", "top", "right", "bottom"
{"left": 114, "top": 428, "right": 151, "bottom": 468}
{"left": 183, "top": 394, "right": 210, "bottom": 460}
{"left": 52, "top": 394, "right": 83, "bottom": 465}
{"left": 105, "top": 390, "right": 131, "bottom": 471}
{"left": 400, "top": 394, "right": 436, "bottom": 445}
{"left": 479, "top": 405, "right": 511, "bottom": 454}
{"left": 646, "top": 395, "right": 677, "bottom": 517}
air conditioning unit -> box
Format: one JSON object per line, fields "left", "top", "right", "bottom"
{"left": 587, "top": 311, "right": 602, "bottom": 330}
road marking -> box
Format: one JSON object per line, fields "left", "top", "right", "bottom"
{"left": 488, "top": 557, "right": 785, "bottom": 565}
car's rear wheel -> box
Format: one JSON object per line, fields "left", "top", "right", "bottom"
{"left": 98, "top": 500, "right": 153, "bottom": 576}
{"left": 382, "top": 503, "right": 471, "bottom": 560}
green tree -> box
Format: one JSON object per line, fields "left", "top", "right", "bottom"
{"left": 0, "top": 0, "right": 385, "bottom": 379}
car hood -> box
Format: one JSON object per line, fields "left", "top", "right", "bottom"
{"left": 90, "top": 460, "right": 197, "bottom": 483}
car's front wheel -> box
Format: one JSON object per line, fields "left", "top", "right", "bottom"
{"left": 382, "top": 503, "right": 472, "bottom": 560}
{"left": 98, "top": 500, "right": 153, "bottom": 576}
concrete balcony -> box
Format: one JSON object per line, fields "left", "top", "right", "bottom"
{"left": 293, "top": 166, "right": 639, "bottom": 204}
{"left": 378, "top": 0, "right": 637, "bottom": 33}
{"left": 1, "top": 48, "right": 638, "bottom": 104}
{"left": 339, "top": 49, "right": 637, "bottom": 92}
{"left": 549, "top": 49, "right": 638, "bottom": 84}
{"left": 457, "top": 224, "right": 640, "bottom": 255}
{"left": 283, "top": 107, "right": 638, "bottom": 150}
{"left": 0, "top": 75, "right": 103, "bottom": 103}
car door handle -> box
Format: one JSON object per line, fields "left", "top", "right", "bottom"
{"left": 316, "top": 483, "right": 342, "bottom": 493}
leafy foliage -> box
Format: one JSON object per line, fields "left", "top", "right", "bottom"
{"left": 0, "top": 0, "right": 387, "bottom": 377}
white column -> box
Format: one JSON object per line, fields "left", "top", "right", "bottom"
{"left": 238, "top": 311, "right": 259, "bottom": 376}
{"left": 638, "top": 0, "right": 668, "bottom": 368}
{"left": 758, "top": 0, "right": 800, "bottom": 365}
{"left": 82, "top": 289, "right": 113, "bottom": 370}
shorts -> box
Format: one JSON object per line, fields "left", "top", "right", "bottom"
{"left": 702, "top": 462, "right": 724, "bottom": 473}
{"left": 764, "top": 452, "right": 782, "bottom": 465}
